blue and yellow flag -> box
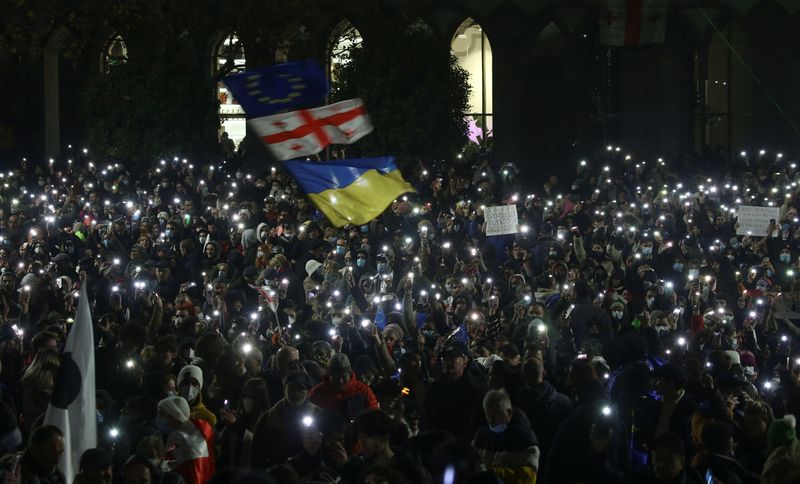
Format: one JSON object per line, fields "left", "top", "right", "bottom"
{"left": 282, "top": 157, "right": 413, "bottom": 227}
{"left": 223, "top": 61, "right": 329, "bottom": 118}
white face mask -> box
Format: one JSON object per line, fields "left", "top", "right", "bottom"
{"left": 331, "top": 316, "right": 342, "bottom": 327}
{"left": 180, "top": 385, "right": 199, "bottom": 402}
{"left": 242, "top": 397, "right": 254, "bottom": 413}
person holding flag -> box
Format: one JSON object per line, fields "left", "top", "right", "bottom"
{"left": 156, "top": 396, "right": 215, "bottom": 484}
{"left": 42, "top": 280, "right": 95, "bottom": 484}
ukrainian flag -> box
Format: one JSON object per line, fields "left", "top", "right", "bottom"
{"left": 282, "top": 157, "right": 413, "bottom": 227}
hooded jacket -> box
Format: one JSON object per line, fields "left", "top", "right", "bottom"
{"left": 309, "top": 371, "right": 379, "bottom": 421}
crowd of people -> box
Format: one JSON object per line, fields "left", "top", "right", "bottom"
{"left": 0, "top": 147, "right": 798, "bottom": 484}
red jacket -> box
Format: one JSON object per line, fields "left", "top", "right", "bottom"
{"left": 309, "top": 372, "right": 379, "bottom": 420}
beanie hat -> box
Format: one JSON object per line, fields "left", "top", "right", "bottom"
{"left": 178, "top": 365, "right": 204, "bottom": 390}
{"left": 768, "top": 414, "right": 797, "bottom": 449}
{"left": 328, "top": 353, "right": 351, "bottom": 374}
{"left": 306, "top": 260, "right": 323, "bottom": 277}
{"left": 158, "top": 396, "right": 190, "bottom": 423}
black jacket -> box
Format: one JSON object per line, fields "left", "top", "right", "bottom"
{"left": 423, "top": 370, "right": 488, "bottom": 442}
{"left": 511, "top": 380, "right": 571, "bottom": 455}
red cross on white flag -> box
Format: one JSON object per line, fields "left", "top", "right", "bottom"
{"left": 247, "top": 98, "right": 373, "bottom": 161}
{"left": 598, "top": 0, "right": 667, "bottom": 47}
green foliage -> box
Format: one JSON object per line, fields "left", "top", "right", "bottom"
{"left": 331, "top": 26, "right": 470, "bottom": 163}
{"left": 81, "top": 60, "right": 218, "bottom": 161}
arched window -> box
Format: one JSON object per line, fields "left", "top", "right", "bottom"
{"left": 100, "top": 34, "right": 128, "bottom": 74}
{"left": 212, "top": 32, "right": 247, "bottom": 149}
{"left": 451, "top": 19, "right": 493, "bottom": 145}
{"left": 329, "top": 21, "right": 362, "bottom": 82}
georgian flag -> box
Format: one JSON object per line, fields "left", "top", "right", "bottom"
{"left": 44, "top": 283, "right": 96, "bottom": 484}
{"left": 248, "top": 98, "right": 373, "bottom": 161}
{"left": 598, "top": 0, "right": 667, "bottom": 46}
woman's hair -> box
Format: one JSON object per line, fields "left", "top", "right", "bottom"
{"left": 21, "top": 349, "right": 61, "bottom": 391}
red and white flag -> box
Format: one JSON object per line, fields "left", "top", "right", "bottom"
{"left": 598, "top": 0, "right": 667, "bottom": 46}
{"left": 165, "top": 419, "right": 216, "bottom": 484}
{"left": 248, "top": 98, "right": 373, "bottom": 161}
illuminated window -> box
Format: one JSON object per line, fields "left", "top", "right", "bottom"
{"left": 100, "top": 34, "right": 128, "bottom": 74}
{"left": 329, "top": 21, "right": 362, "bottom": 83}
{"left": 213, "top": 33, "right": 247, "bottom": 149}
{"left": 451, "top": 19, "right": 493, "bottom": 144}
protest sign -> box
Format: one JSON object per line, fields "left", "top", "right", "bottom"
{"left": 736, "top": 205, "right": 779, "bottom": 237}
{"left": 485, "top": 205, "right": 519, "bottom": 236}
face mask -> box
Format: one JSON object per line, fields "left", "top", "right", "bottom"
{"left": 612, "top": 310, "right": 624, "bottom": 319}
{"left": 331, "top": 316, "right": 342, "bottom": 327}
{"left": 377, "top": 263, "right": 387, "bottom": 274}
{"left": 154, "top": 416, "right": 172, "bottom": 435}
{"left": 727, "top": 255, "right": 735, "bottom": 263}
{"left": 548, "top": 250, "right": 557, "bottom": 257}
{"left": 357, "top": 258, "right": 366, "bottom": 268}
{"left": 360, "top": 226, "right": 369, "bottom": 234}
{"left": 655, "top": 325, "right": 670, "bottom": 334}
{"left": 242, "top": 397, "right": 254, "bottom": 413}
{"left": 166, "top": 390, "right": 178, "bottom": 398}
{"left": 103, "top": 240, "right": 110, "bottom": 248}
{"left": 147, "top": 458, "right": 161, "bottom": 470}
{"left": 781, "top": 253, "right": 791, "bottom": 263}
{"left": 161, "top": 182, "right": 168, "bottom": 188}
{"left": 673, "top": 263, "right": 684, "bottom": 272}
{"left": 38, "top": 180, "right": 45, "bottom": 187}
{"left": 646, "top": 297, "right": 655, "bottom": 306}
{"left": 336, "top": 246, "right": 345, "bottom": 256}
{"left": 257, "top": 250, "right": 265, "bottom": 258}
{"left": 180, "top": 385, "right": 199, "bottom": 402}
{"left": 519, "top": 297, "right": 531, "bottom": 306}
{"left": 641, "top": 247, "right": 653, "bottom": 256}
{"left": 767, "top": 269, "right": 774, "bottom": 278}
{"left": 489, "top": 423, "right": 507, "bottom": 434}
{"left": 423, "top": 330, "right": 436, "bottom": 339}
{"left": 287, "top": 316, "right": 295, "bottom": 326}
{"left": 688, "top": 269, "right": 699, "bottom": 279}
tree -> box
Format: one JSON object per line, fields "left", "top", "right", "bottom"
{"left": 331, "top": 24, "right": 470, "bottom": 164}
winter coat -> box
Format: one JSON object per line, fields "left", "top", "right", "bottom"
{"left": 762, "top": 439, "right": 800, "bottom": 484}
{"left": 511, "top": 381, "right": 571, "bottom": 458}
{"left": 250, "top": 399, "right": 321, "bottom": 470}
{"left": 423, "top": 371, "right": 488, "bottom": 442}
{"left": 309, "top": 372, "right": 379, "bottom": 421}
{"left": 545, "top": 402, "right": 630, "bottom": 484}
{"left": 472, "top": 408, "right": 540, "bottom": 484}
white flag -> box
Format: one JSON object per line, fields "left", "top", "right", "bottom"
{"left": 44, "top": 283, "right": 96, "bottom": 483}
{"left": 248, "top": 98, "right": 373, "bottom": 161}
{"left": 598, "top": 0, "right": 667, "bottom": 46}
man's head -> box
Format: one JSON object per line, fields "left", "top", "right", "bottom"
{"left": 483, "top": 389, "right": 513, "bottom": 430}
{"left": 283, "top": 370, "right": 314, "bottom": 407}
{"left": 79, "top": 448, "right": 113, "bottom": 484}
{"left": 276, "top": 345, "right": 300, "bottom": 371}
{"left": 122, "top": 456, "right": 153, "bottom": 484}
{"left": 440, "top": 342, "right": 469, "bottom": 380}
{"left": 521, "top": 357, "right": 545, "bottom": 386}
{"left": 355, "top": 410, "right": 393, "bottom": 458}
{"left": 28, "top": 425, "right": 64, "bottom": 474}
{"left": 328, "top": 353, "right": 352, "bottom": 391}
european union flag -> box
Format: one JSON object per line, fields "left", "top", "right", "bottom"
{"left": 374, "top": 305, "right": 387, "bottom": 331}
{"left": 282, "top": 157, "right": 414, "bottom": 227}
{"left": 223, "top": 60, "right": 329, "bottom": 118}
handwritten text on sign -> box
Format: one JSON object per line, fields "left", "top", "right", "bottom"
{"left": 484, "top": 205, "right": 519, "bottom": 236}
{"left": 736, "top": 205, "right": 779, "bottom": 237}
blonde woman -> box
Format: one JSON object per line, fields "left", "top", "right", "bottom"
{"left": 20, "top": 349, "right": 61, "bottom": 431}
